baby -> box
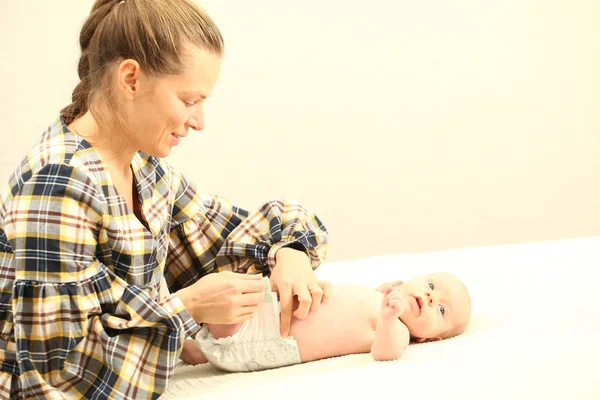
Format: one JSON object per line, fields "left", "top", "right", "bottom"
{"left": 180, "top": 272, "right": 471, "bottom": 371}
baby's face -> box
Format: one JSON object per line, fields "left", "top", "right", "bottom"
{"left": 398, "top": 272, "right": 471, "bottom": 341}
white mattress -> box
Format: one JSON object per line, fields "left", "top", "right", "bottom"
{"left": 160, "top": 237, "right": 600, "bottom": 399}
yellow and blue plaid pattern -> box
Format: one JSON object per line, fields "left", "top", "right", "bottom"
{"left": 0, "top": 118, "right": 328, "bottom": 399}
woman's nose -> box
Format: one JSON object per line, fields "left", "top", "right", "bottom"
{"left": 187, "top": 115, "right": 205, "bottom": 131}
{"left": 187, "top": 107, "right": 205, "bottom": 131}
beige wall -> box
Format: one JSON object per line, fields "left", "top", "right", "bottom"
{"left": 1, "top": 0, "right": 598, "bottom": 261}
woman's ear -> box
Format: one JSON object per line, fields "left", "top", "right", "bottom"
{"left": 116, "top": 59, "right": 142, "bottom": 99}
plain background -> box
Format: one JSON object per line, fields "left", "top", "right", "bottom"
{"left": 0, "top": 0, "right": 598, "bottom": 261}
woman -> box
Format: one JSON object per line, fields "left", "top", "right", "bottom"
{"left": 0, "top": 0, "right": 329, "bottom": 398}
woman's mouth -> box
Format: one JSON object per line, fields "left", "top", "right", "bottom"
{"left": 171, "top": 133, "right": 182, "bottom": 145}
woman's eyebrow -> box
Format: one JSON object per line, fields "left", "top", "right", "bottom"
{"left": 179, "top": 90, "right": 208, "bottom": 99}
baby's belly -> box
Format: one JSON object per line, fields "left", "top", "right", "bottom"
{"left": 288, "top": 285, "right": 381, "bottom": 362}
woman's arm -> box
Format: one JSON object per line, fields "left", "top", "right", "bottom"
{"left": 164, "top": 167, "right": 330, "bottom": 336}
{"left": 5, "top": 163, "right": 194, "bottom": 399}
{"left": 165, "top": 174, "right": 329, "bottom": 287}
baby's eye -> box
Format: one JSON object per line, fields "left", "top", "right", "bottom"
{"left": 428, "top": 281, "right": 435, "bottom": 290}
{"left": 439, "top": 304, "right": 445, "bottom": 315}
{"left": 183, "top": 100, "right": 196, "bottom": 107}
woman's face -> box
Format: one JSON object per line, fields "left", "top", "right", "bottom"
{"left": 127, "top": 44, "right": 221, "bottom": 158}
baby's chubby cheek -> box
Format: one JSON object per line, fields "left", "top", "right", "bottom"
{"left": 402, "top": 293, "right": 420, "bottom": 318}
{"left": 398, "top": 300, "right": 413, "bottom": 324}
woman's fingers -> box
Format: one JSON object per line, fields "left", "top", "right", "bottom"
{"left": 309, "top": 284, "right": 323, "bottom": 312}
{"left": 239, "top": 303, "right": 260, "bottom": 313}
{"left": 238, "top": 291, "right": 265, "bottom": 306}
{"left": 318, "top": 280, "right": 332, "bottom": 300}
{"left": 234, "top": 310, "right": 258, "bottom": 323}
{"left": 292, "top": 284, "right": 312, "bottom": 320}
{"left": 237, "top": 279, "right": 265, "bottom": 294}
{"left": 278, "top": 284, "right": 293, "bottom": 337}
{"left": 239, "top": 273, "right": 263, "bottom": 280}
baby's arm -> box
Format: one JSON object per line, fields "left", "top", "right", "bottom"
{"left": 371, "top": 286, "right": 410, "bottom": 361}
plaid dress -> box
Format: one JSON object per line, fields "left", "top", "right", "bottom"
{"left": 0, "top": 118, "right": 328, "bottom": 399}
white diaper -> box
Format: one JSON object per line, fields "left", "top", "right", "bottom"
{"left": 195, "top": 277, "right": 301, "bottom": 372}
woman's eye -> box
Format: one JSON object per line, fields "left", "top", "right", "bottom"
{"left": 184, "top": 100, "right": 195, "bottom": 107}
{"left": 428, "top": 282, "right": 435, "bottom": 290}
{"left": 439, "top": 305, "right": 445, "bottom": 315}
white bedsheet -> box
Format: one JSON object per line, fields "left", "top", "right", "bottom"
{"left": 160, "top": 237, "right": 600, "bottom": 399}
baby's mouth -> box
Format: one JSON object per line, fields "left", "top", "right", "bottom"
{"left": 412, "top": 295, "right": 423, "bottom": 317}
{"left": 415, "top": 296, "right": 423, "bottom": 314}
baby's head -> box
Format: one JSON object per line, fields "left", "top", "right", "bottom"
{"left": 388, "top": 272, "right": 471, "bottom": 342}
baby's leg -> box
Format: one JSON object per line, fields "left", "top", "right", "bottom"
{"left": 208, "top": 323, "right": 242, "bottom": 339}
{"left": 180, "top": 323, "right": 242, "bottom": 365}
{"left": 180, "top": 323, "right": 241, "bottom": 365}
{"left": 180, "top": 340, "right": 208, "bottom": 365}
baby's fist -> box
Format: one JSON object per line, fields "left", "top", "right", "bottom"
{"left": 380, "top": 287, "right": 405, "bottom": 319}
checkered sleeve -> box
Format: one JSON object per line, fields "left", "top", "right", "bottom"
{"left": 165, "top": 169, "right": 329, "bottom": 291}
{"left": 4, "top": 163, "right": 192, "bottom": 399}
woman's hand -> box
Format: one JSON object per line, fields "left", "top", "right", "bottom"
{"left": 270, "top": 247, "right": 332, "bottom": 337}
{"left": 177, "top": 271, "right": 264, "bottom": 324}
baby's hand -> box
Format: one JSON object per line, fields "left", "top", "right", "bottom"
{"left": 376, "top": 283, "right": 393, "bottom": 294}
{"left": 375, "top": 280, "right": 403, "bottom": 294}
{"left": 380, "top": 286, "right": 405, "bottom": 319}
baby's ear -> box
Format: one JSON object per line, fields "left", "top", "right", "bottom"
{"left": 415, "top": 337, "right": 442, "bottom": 343}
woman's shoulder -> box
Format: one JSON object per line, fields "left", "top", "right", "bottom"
{"left": 2, "top": 118, "right": 106, "bottom": 198}
{"left": 17, "top": 117, "right": 101, "bottom": 169}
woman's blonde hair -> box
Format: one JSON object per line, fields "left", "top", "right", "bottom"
{"left": 61, "top": 0, "right": 223, "bottom": 132}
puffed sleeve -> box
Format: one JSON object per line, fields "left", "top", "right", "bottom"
{"left": 4, "top": 163, "right": 194, "bottom": 399}
{"left": 165, "top": 168, "right": 328, "bottom": 292}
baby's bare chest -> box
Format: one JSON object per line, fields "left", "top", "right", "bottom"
{"left": 289, "top": 285, "right": 383, "bottom": 361}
